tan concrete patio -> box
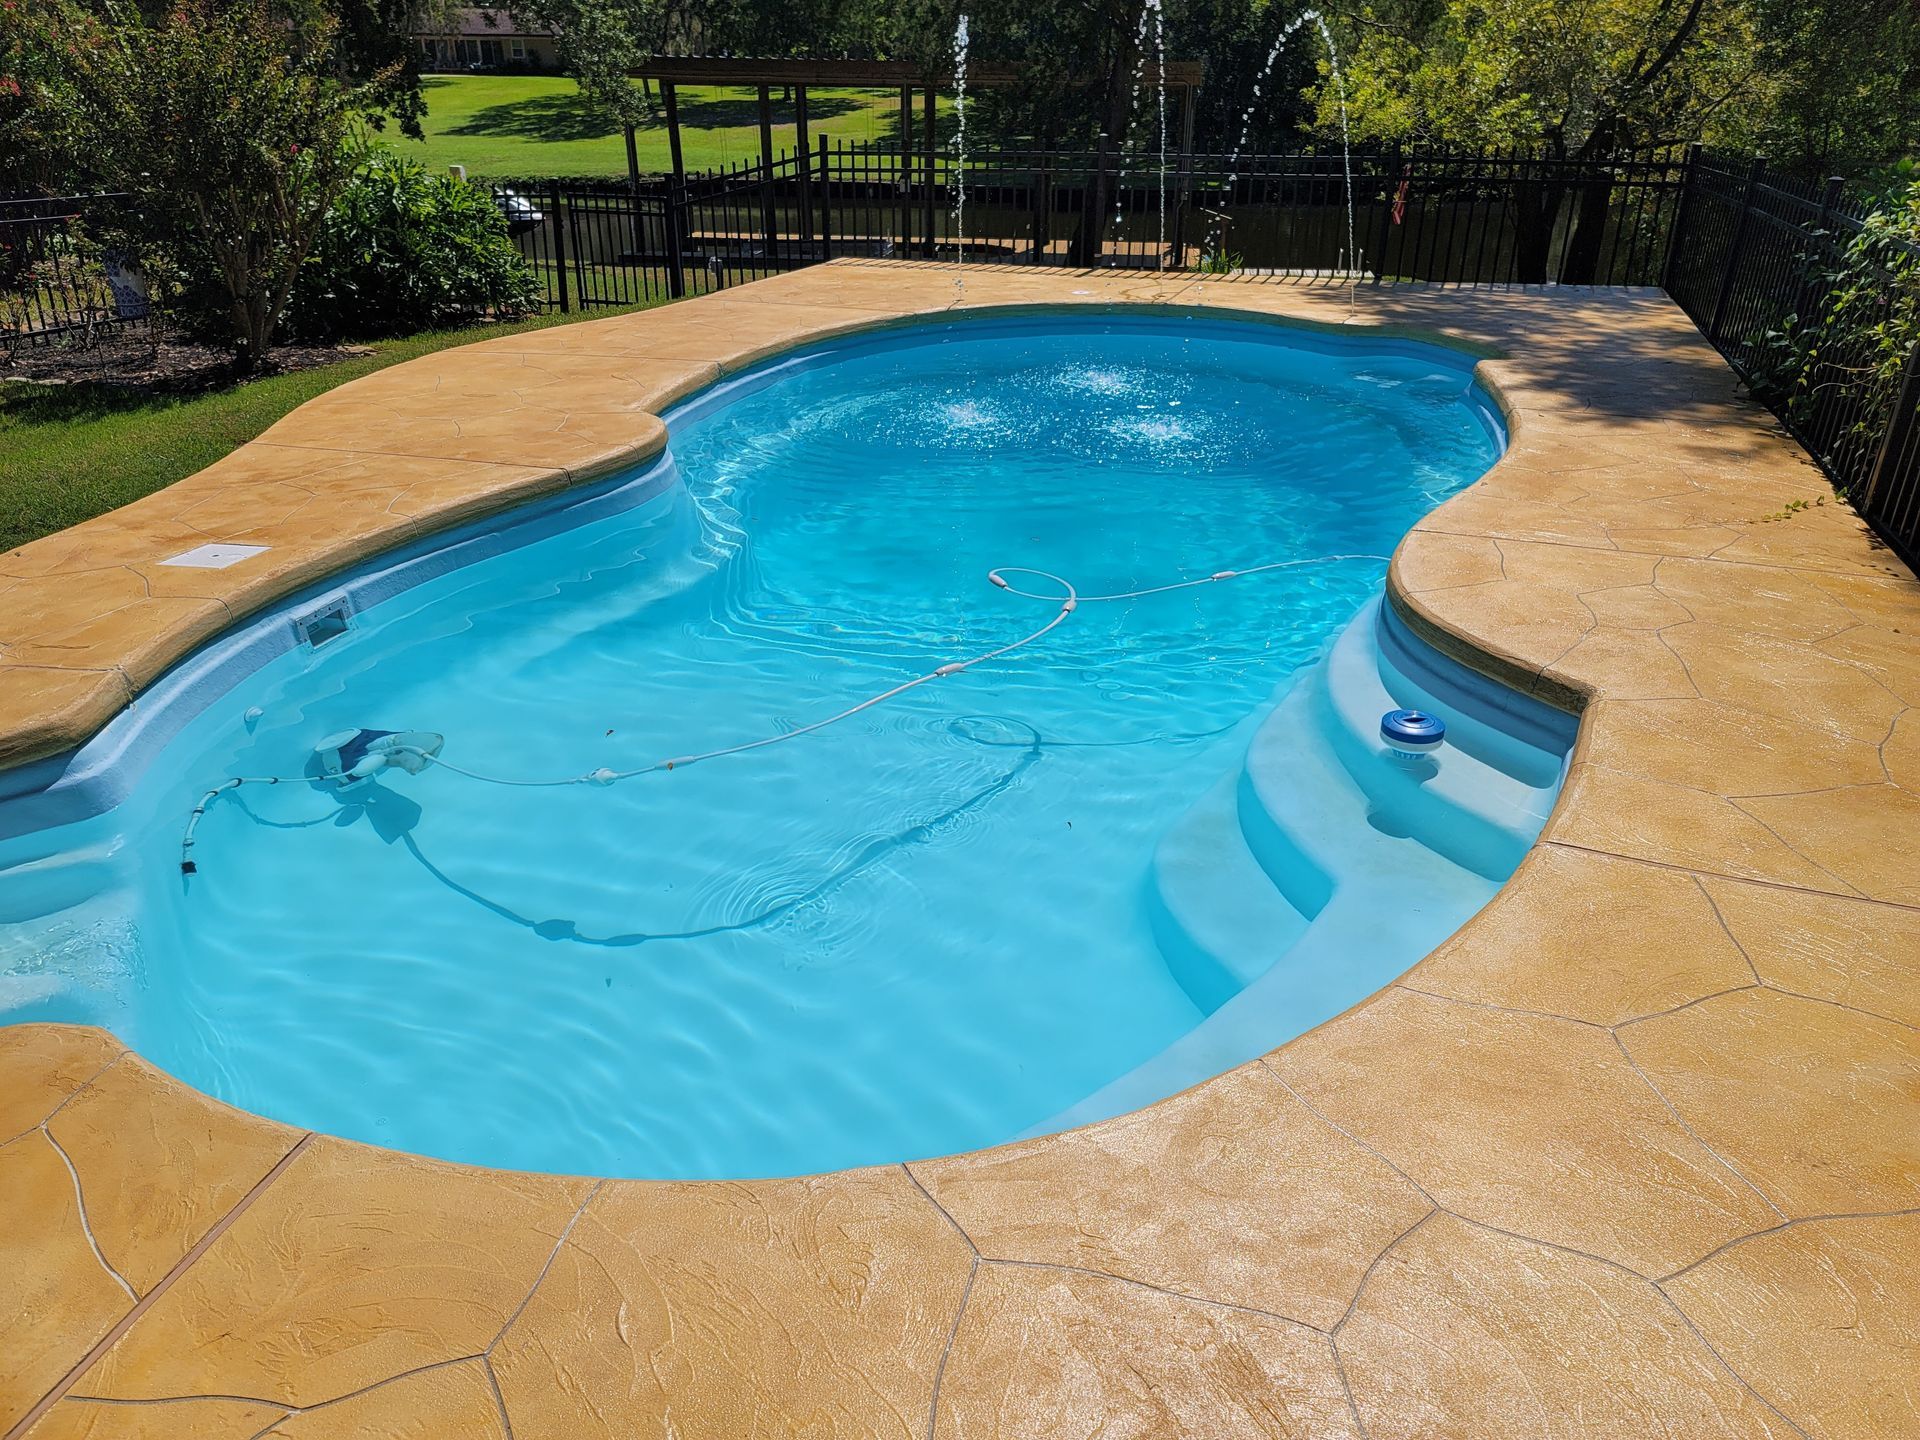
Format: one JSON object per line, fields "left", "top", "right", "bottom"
{"left": 2, "top": 262, "right": 1916, "bottom": 1439}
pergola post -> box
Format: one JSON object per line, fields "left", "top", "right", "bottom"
{"left": 921, "top": 87, "right": 936, "bottom": 258}
{"left": 662, "top": 81, "right": 685, "bottom": 188}
{"left": 622, "top": 124, "right": 645, "bottom": 266}
{"left": 898, "top": 86, "right": 913, "bottom": 255}
{"left": 757, "top": 85, "right": 777, "bottom": 263}
{"left": 1172, "top": 83, "right": 1198, "bottom": 268}
{"left": 794, "top": 86, "right": 814, "bottom": 261}
{"left": 661, "top": 82, "right": 686, "bottom": 297}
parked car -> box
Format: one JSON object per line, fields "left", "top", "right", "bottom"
{"left": 491, "top": 186, "right": 544, "bottom": 236}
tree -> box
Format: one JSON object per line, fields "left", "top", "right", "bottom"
{"left": 1734, "top": 0, "right": 1920, "bottom": 177}
{"left": 25, "top": 0, "right": 370, "bottom": 368}
{"left": 505, "top": 0, "right": 704, "bottom": 127}
{"left": 1317, "top": 0, "right": 1758, "bottom": 279}
{"left": 1317, "top": 0, "right": 1757, "bottom": 151}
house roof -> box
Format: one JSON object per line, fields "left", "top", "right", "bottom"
{"left": 415, "top": 8, "right": 553, "bottom": 40}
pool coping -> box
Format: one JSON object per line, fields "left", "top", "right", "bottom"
{"left": 3, "top": 261, "right": 1917, "bottom": 1439}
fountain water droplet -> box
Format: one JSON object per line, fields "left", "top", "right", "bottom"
{"left": 1102, "top": 0, "right": 1172, "bottom": 268}
{"left": 1311, "top": 11, "right": 1359, "bottom": 302}
{"left": 952, "top": 14, "right": 970, "bottom": 295}
{"left": 1155, "top": 0, "right": 1168, "bottom": 267}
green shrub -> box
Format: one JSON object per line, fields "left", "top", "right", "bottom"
{"left": 1752, "top": 178, "right": 1920, "bottom": 465}
{"left": 289, "top": 153, "right": 543, "bottom": 341}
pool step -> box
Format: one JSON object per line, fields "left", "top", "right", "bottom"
{"left": 1316, "top": 599, "right": 1565, "bottom": 879}
{"left": 1147, "top": 775, "right": 1312, "bottom": 1014}
{"left": 0, "top": 836, "right": 126, "bottom": 926}
{"left": 1074, "top": 596, "right": 1567, "bottom": 1141}
{"left": 1036, "top": 870, "right": 1499, "bottom": 1136}
{"left": 1237, "top": 655, "right": 1490, "bottom": 938}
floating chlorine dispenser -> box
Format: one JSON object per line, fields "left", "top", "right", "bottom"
{"left": 1380, "top": 707, "right": 1445, "bottom": 759}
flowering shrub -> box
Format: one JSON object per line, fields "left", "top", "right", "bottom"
{"left": 19, "top": 0, "right": 367, "bottom": 369}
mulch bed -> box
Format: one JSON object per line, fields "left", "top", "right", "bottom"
{"left": 2, "top": 326, "right": 367, "bottom": 393}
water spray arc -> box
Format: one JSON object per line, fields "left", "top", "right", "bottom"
{"left": 1155, "top": 0, "right": 1167, "bottom": 267}
{"left": 1111, "top": 0, "right": 1169, "bottom": 265}
{"left": 1209, "top": 7, "right": 1358, "bottom": 295}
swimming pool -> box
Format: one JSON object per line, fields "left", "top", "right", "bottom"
{"left": 0, "top": 311, "right": 1571, "bottom": 1179}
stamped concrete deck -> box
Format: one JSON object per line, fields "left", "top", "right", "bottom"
{"left": 2, "top": 263, "right": 1917, "bottom": 1439}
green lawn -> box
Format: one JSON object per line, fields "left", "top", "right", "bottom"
{"left": 0, "top": 300, "right": 671, "bottom": 553}
{"left": 388, "top": 74, "right": 945, "bottom": 180}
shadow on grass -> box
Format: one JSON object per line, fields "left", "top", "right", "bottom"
{"left": 451, "top": 93, "right": 625, "bottom": 143}
{"left": 450, "top": 90, "right": 868, "bottom": 144}
{"left": 644, "top": 94, "right": 863, "bottom": 130}
{"left": 0, "top": 381, "right": 187, "bottom": 427}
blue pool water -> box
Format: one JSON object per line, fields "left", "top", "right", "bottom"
{"left": 0, "top": 312, "right": 1568, "bottom": 1179}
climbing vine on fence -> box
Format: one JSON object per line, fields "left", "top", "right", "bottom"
{"left": 1754, "top": 179, "right": 1920, "bottom": 476}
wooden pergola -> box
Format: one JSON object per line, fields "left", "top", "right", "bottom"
{"left": 627, "top": 54, "right": 1206, "bottom": 195}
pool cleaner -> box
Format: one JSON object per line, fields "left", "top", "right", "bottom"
{"left": 180, "top": 727, "right": 443, "bottom": 873}
{"left": 315, "top": 729, "right": 445, "bottom": 793}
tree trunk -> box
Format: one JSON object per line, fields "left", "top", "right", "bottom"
{"left": 1559, "top": 168, "right": 1615, "bottom": 284}
{"left": 1071, "top": 21, "right": 1140, "bottom": 268}
{"left": 1559, "top": 126, "right": 1621, "bottom": 285}
{"left": 1509, "top": 145, "right": 1567, "bottom": 285}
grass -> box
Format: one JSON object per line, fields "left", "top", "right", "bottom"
{"left": 0, "top": 299, "right": 671, "bottom": 553}
{"left": 388, "top": 75, "right": 948, "bottom": 179}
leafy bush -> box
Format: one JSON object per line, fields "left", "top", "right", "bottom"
{"left": 289, "top": 153, "right": 543, "bottom": 341}
{"left": 1752, "top": 178, "right": 1920, "bottom": 466}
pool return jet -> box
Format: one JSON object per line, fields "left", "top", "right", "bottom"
{"left": 179, "top": 554, "right": 1433, "bottom": 875}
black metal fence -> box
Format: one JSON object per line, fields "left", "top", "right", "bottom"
{"left": 0, "top": 193, "right": 155, "bottom": 361}
{"left": 1665, "top": 149, "right": 1920, "bottom": 567}
{"left": 502, "top": 141, "right": 1690, "bottom": 307}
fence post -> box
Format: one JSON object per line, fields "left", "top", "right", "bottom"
{"left": 1862, "top": 340, "right": 1920, "bottom": 519}
{"left": 1660, "top": 141, "right": 1703, "bottom": 294}
{"left": 1818, "top": 174, "right": 1845, "bottom": 228}
{"left": 546, "top": 180, "right": 570, "bottom": 314}
{"left": 663, "top": 180, "right": 687, "bottom": 299}
{"left": 1706, "top": 154, "right": 1765, "bottom": 344}
{"left": 1371, "top": 143, "right": 1400, "bottom": 284}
